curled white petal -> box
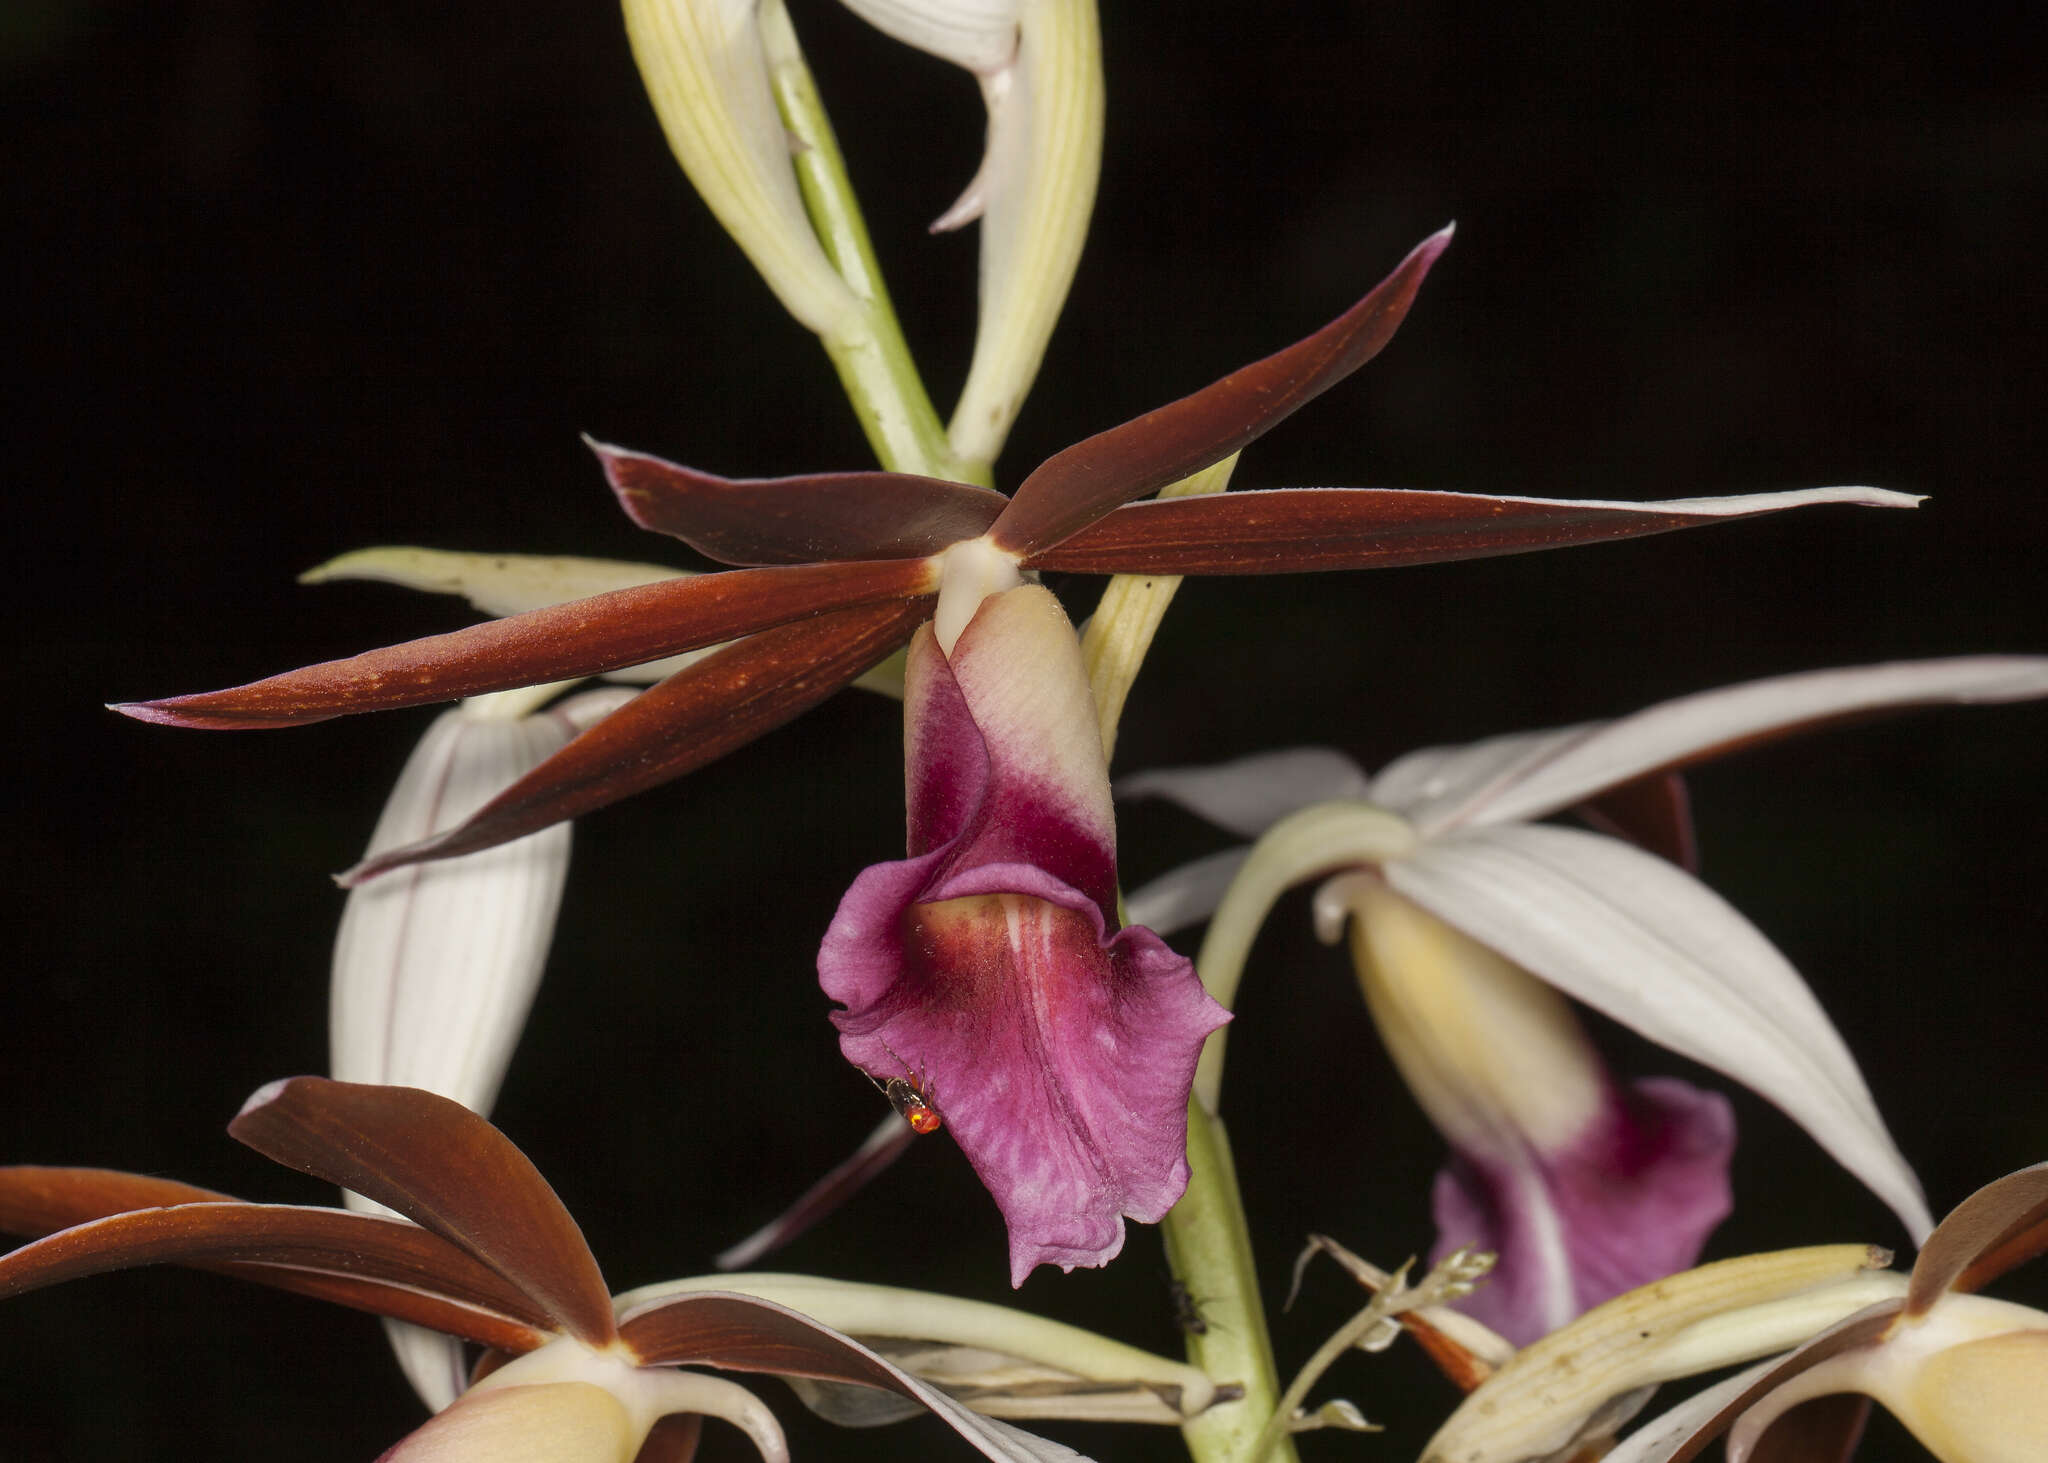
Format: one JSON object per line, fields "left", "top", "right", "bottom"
{"left": 1123, "top": 846, "right": 1250, "bottom": 938}
{"left": 1384, "top": 823, "right": 1933, "bottom": 1242}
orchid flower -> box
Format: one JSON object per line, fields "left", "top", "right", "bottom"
{"left": 329, "top": 685, "right": 635, "bottom": 1411}
{"left": 1607, "top": 1160, "right": 2048, "bottom": 1463}
{"left": 1121, "top": 656, "right": 2048, "bottom": 1343}
{"left": 821, "top": 582, "right": 1230, "bottom": 1285}
{"left": 0, "top": 1078, "right": 1222, "bottom": 1461}
{"left": 114, "top": 229, "right": 1920, "bottom": 890}
{"left": 1417, "top": 1161, "right": 2048, "bottom": 1463}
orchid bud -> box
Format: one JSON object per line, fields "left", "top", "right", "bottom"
{"left": 839, "top": 0, "right": 1104, "bottom": 465}
{"left": 622, "top": 0, "right": 860, "bottom": 338}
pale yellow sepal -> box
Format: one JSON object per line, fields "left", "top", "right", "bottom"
{"left": 1079, "top": 452, "right": 1238, "bottom": 760}
{"left": 622, "top": 0, "right": 859, "bottom": 338}
{"left": 613, "top": 1271, "right": 1220, "bottom": 1422}
{"left": 1422, "top": 1245, "right": 1906, "bottom": 1463}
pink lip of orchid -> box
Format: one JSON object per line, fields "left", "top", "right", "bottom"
{"left": 820, "top": 584, "right": 1230, "bottom": 1286}
{"left": 0, "top": 1077, "right": 1107, "bottom": 1463}
{"left": 1120, "top": 656, "right": 2048, "bottom": 1345}
{"left": 107, "top": 226, "right": 1920, "bottom": 885}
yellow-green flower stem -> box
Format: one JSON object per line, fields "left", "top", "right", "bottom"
{"left": 757, "top": 3, "right": 983, "bottom": 486}
{"left": 1164, "top": 1096, "right": 1299, "bottom": 1463}
{"left": 1080, "top": 453, "right": 1239, "bottom": 761}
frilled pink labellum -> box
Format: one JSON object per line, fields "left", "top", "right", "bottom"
{"left": 819, "top": 585, "right": 1228, "bottom": 1285}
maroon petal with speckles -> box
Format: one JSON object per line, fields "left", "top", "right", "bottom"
{"left": 991, "top": 226, "right": 1453, "bottom": 559}
{"left": 340, "top": 596, "right": 933, "bottom": 883}
{"left": 1024, "top": 483, "right": 1915, "bottom": 575}
{"left": 591, "top": 438, "right": 1007, "bottom": 565}
{"left": 229, "top": 1077, "right": 617, "bottom": 1346}
{"left": 114, "top": 556, "right": 936, "bottom": 729}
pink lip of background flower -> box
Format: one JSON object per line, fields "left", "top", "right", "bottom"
{"left": 820, "top": 585, "right": 1229, "bottom": 1286}
{"left": 107, "top": 226, "right": 1920, "bottom": 886}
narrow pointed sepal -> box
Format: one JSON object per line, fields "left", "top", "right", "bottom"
{"left": 115, "top": 557, "right": 937, "bottom": 729}
{"left": 990, "top": 226, "right": 1452, "bottom": 559}
{"left": 590, "top": 438, "right": 1006, "bottom": 564}
{"left": 341, "top": 597, "right": 933, "bottom": 882}
{"left": 228, "top": 1077, "right": 618, "bottom": 1346}
{"left": 0, "top": 1187, "right": 553, "bottom": 1350}
{"left": 1023, "top": 482, "right": 1921, "bottom": 575}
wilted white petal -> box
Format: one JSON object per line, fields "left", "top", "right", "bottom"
{"left": 1424, "top": 1246, "right": 1901, "bottom": 1463}
{"left": 1121, "top": 747, "right": 1373, "bottom": 837}
{"left": 1384, "top": 823, "right": 1933, "bottom": 1242}
{"left": 1123, "top": 846, "right": 1249, "bottom": 937}
{"left": 623, "top": 0, "right": 858, "bottom": 336}
{"left": 1393, "top": 655, "right": 2048, "bottom": 836}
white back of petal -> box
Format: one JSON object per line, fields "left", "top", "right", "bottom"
{"left": 1123, "top": 846, "right": 1251, "bottom": 937}
{"left": 1395, "top": 656, "right": 2048, "bottom": 835}
{"left": 1121, "top": 746, "right": 1373, "bottom": 837}
{"left": 1384, "top": 824, "right": 1933, "bottom": 1242}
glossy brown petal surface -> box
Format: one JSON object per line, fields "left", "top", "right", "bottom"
{"left": 228, "top": 1078, "right": 617, "bottom": 1346}
{"left": 342, "top": 596, "right": 934, "bottom": 882}
{"left": 0, "top": 1165, "right": 232, "bottom": 1234}
{"left": 1743, "top": 1395, "right": 1870, "bottom": 1463}
{"left": 116, "top": 557, "right": 936, "bottom": 729}
{"left": 1908, "top": 1159, "right": 2048, "bottom": 1315}
{"left": 1648, "top": 1303, "right": 1899, "bottom": 1463}
{"left": 1024, "top": 485, "right": 1862, "bottom": 575}
{"left": 1576, "top": 771, "right": 1699, "bottom": 873}
{"left": 591, "top": 440, "right": 1007, "bottom": 565}
{"left": 0, "top": 1193, "right": 551, "bottom": 1351}
{"left": 991, "top": 226, "right": 1452, "bottom": 559}
{"left": 619, "top": 1290, "right": 920, "bottom": 1388}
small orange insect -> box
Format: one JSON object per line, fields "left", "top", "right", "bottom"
{"left": 867, "top": 1048, "right": 942, "bottom": 1135}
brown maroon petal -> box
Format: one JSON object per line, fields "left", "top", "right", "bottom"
{"left": 1743, "top": 1396, "right": 1871, "bottom": 1463}
{"left": 590, "top": 439, "right": 1007, "bottom": 565}
{"left": 0, "top": 1165, "right": 234, "bottom": 1236}
{"left": 1023, "top": 485, "right": 1842, "bottom": 575}
{"left": 1646, "top": 1302, "right": 1900, "bottom": 1463}
{"left": 114, "top": 557, "right": 937, "bottom": 729}
{"left": 632, "top": 1414, "right": 704, "bottom": 1463}
{"left": 0, "top": 1194, "right": 551, "bottom": 1350}
{"left": 619, "top": 1291, "right": 920, "bottom": 1390}
{"left": 228, "top": 1078, "right": 617, "bottom": 1347}
{"left": 990, "top": 226, "right": 1452, "bottom": 559}
{"left": 1907, "top": 1160, "right": 2048, "bottom": 1315}
{"left": 340, "top": 595, "right": 934, "bottom": 883}
{"left": 1576, "top": 771, "right": 1699, "bottom": 872}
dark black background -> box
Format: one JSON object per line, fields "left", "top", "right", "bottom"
{"left": 5, "top": 1, "right": 2045, "bottom": 1458}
